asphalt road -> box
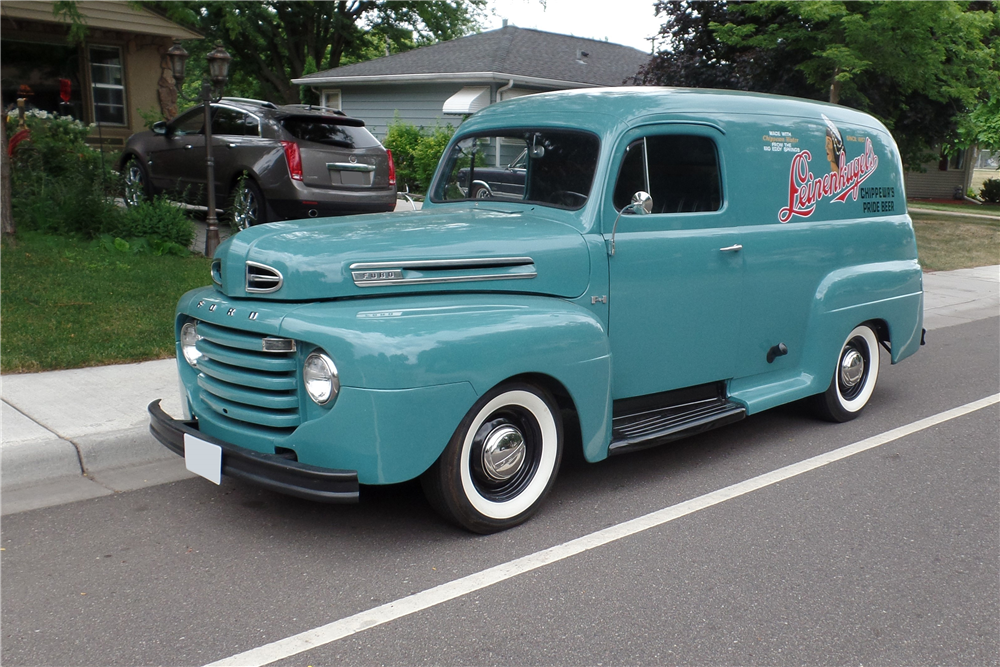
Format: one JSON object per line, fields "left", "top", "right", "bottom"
{"left": 2, "top": 317, "right": 997, "bottom": 667}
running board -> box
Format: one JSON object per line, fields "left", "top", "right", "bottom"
{"left": 609, "top": 397, "right": 746, "bottom": 455}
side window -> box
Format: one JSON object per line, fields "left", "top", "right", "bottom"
{"left": 613, "top": 140, "right": 647, "bottom": 210}
{"left": 243, "top": 114, "right": 261, "bottom": 137}
{"left": 172, "top": 107, "right": 205, "bottom": 135}
{"left": 613, "top": 135, "right": 722, "bottom": 214}
{"left": 212, "top": 107, "right": 246, "bottom": 136}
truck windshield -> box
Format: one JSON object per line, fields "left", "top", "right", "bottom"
{"left": 432, "top": 129, "right": 600, "bottom": 210}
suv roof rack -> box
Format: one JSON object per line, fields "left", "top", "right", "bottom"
{"left": 283, "top": 103, "right": 347, "bottom": 116}
{"left": 220, "top": 97, "right": 278, "bottom": 109}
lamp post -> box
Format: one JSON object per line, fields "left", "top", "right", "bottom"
{"left": 166, "top": 41, "right": 232, "bottom": 257}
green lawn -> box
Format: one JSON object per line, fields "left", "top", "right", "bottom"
{"left": 1, "top": 231, "right": 212, "bottom": 373}
{"left": 911, "top": 210, "right": 1000, "bottom": 271}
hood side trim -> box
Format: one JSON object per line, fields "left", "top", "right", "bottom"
{"left": 350, "top": 257, "right": 536, "bottom": 288}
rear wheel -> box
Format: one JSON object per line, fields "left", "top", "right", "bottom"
{"left": 421, "top": 382, "right": 563, "bottom": 533}
{"left": 471, "top": 184, "right": 491, "bottom": 199}
{"left": 813, "top": 324, "right": 880, "bottom": 422}
{"left": 229, "top": 178, "right": 266, "bottom": 230}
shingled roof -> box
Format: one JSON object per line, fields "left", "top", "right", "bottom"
{"left": 294, "top": 25, "right": 649, "bottom": 87}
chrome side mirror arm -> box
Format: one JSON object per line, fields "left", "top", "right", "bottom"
{"left": 608, "top": 191, "right": 652, "bottom": 256}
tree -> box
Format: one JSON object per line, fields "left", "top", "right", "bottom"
{"left": 148, "top": 1, "right": 487, "bottom": 105}
{"left": 639, "top": 1, "right": 999, "bottom": 169}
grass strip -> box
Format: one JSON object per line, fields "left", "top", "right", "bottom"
{"left": 1, "top": 231, "right": 212, "bottom": 373}
{"left": 908, "top": 201, "right": 1000, "bottom": 215}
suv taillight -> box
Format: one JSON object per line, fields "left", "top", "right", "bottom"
{"left": 386, "top": 149, "right": 396, "bottom": 186}
{"left": 280, "top": 141, "right": 303, "bottom": 181}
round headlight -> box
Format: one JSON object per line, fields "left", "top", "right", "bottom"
{"left": 303, "top": 352, "right": 340, "bottom": 405}
{"left": 180, "top": 321, "right": 203, "bottom": 367}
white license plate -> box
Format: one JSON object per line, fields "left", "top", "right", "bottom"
{"left": 184, "top": 434, "right": 222, "bottom": 485}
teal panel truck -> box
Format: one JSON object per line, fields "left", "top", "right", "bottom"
{"left": 150, "top": 88, "right": 923, "bottom": 533}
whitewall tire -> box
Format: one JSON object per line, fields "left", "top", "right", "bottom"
{"left": 814, "top": 324, "right": 881, "bottom": 422}
{"left": 422, "top": 382, "right": 563, "bottom": 533}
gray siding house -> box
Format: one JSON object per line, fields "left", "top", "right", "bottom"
{"left": 292, "top": 25, "right": 650, "bottom": 139}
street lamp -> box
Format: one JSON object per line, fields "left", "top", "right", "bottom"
{"left": 166, "top": 41, "right": 231, "bottom": 257}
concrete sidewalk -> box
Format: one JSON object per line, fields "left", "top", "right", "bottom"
{"left": 3, "top": 265, "right": 997, "bottom": 515}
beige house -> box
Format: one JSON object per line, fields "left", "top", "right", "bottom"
{"left": 1, "top": 0, "right": 200, "bottom": 148}
{"left": 903, "top": 147, "right": 978, "bottom": 200}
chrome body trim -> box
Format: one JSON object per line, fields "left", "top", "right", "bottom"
{"left": 262, "top": 337, "right": 296, "bottom": 353}
{"left": 349, "top": 257, "right": 536, "bottom": 287}
{"left": 327, "top": 162, "right": 376, "bottom": 172}
{"left": 245, "top": 261, "right": 283, "bottom": 294}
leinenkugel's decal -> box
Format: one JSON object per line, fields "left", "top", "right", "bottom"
{"left": 778, "top": 114, "right": 880, "bottom": 223}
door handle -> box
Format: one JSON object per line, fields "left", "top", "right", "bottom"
{"left": 720, "top": 244, "right": 743, "bottom": 252}
{"left": 184, "top": 144, "right": 194, "bottom": 150}
{"left": 227, "top": 143, "right": 237, "bottom": 148}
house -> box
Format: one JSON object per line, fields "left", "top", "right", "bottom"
{"left": 292, "top": 24, "right": 650, "bottom": 139}
{"left": 0, "top": 0, "right": 201, "bottom": 148}
{"left": 904, "top": 147, "right": 978, "bottom": 200}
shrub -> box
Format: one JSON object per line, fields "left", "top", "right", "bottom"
{"left": 110, "top": 196, "right": 195, "bottom": 247}
{"left": 383, "top": 115, "right": 455, "bottom": 193}
{"left": 7, "top": 110, "right": 121, "bottom": 237}
{"left": 412, "top": 124, "right": 456, "bottom": 193}
{"left": 980, "top": 178, "right": 1000, "bottom": 204}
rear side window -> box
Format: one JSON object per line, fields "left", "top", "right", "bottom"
{"left": 211, "top": 107, "right": 246, "bottom": 136}
{"left": 613, "top": 135, "right": 722, "bottom": 214}
{"left": 280, "top": 118, "right": 380, "bottom": 148}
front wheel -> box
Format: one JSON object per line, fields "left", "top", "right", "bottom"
{"left": 421, "top": 382, "right": 563, "bottom": 533}
{"left": 813, "top": 324, "right": 881, "bottom": 422}
{"left": 122, "top": 157, "right": 149, "bottom": 207}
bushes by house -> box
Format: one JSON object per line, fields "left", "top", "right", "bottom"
{"left": 383, "top": 115, "right": 456, "bottom": 194}
{"left": 6, "top": 110, "right": 192, "bottom": 251}
{"left": 980, "top": 178, "right": 1000, "bottom": 203}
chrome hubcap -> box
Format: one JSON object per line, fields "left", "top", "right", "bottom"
{"left": 840, "top": 348, "right": 865, "bottom": 388}
{"left": 234, "top": 188, "right": 257, "bottom": 230}
{"left": 125, "top": 165, "right": 143, "bottom": 205}
{"left": 480, "top": 425, "right": 526, "bottom": 481}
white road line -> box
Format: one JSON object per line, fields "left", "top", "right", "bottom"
{"left": 207, "top": 394, "right": 1000, "bottom": 667}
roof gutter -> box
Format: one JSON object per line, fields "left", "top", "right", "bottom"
{"left": 290, "top": 72, "right": 603, "bottom": 89}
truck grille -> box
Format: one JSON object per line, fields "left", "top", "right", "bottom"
{"left": 193, "top": 321, "right": 300, "bottom": 432}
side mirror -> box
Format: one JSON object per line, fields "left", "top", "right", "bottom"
{"left": 152, "top": 121, "right": 168, "bottom": 136}
{"left": 628, "top": 190, "right": 653, "bottom": 215}
{"left": 609, "top": 191, "right": 652, "bottom": 256}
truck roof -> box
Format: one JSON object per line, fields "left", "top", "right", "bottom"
{"left": 462, "top": 87, "right": 889, "bottom": 137}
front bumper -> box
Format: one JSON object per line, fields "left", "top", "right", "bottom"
{"left": 148, "top": 400, "right": 359, "bottom": 503}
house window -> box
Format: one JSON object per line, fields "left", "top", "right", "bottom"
{"left": 321, "top": 90, "right": 341, "bottom": 111}
{"left": 1, "top": 40, "right": 84, "bottom": 120}
{"left": 90, "top": 46, "right": 126, "bottom": 125}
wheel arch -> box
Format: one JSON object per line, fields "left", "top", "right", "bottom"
{"left": 501, "top": 372, "right": 584, "bottom": 463}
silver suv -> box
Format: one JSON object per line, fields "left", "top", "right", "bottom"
{"left": 119, "top": 98, "right": 397, "bottom": 227}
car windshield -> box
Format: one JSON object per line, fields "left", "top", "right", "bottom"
{"left": 432, "top": 129, "right": 600, "bottom": 210}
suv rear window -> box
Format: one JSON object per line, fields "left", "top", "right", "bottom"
{"left": 280, "top": 117, "right": 380, "bottom": 148}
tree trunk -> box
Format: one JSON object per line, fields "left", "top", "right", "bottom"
{"left": 829, "top": 67, "right": 841, "bottom": 105}
{"left": 1, "top": 90, "right": 15, "bottom": 240}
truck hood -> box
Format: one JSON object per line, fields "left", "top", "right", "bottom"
{"left": 214, "top": 207, "right": 592, "bottom": 301}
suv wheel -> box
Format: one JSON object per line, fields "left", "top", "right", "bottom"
{"left": 123, "top": 157, "right": 149, "bottom": 207}
{"left": 230, "top": 178, "right": 266, "bottom": 230}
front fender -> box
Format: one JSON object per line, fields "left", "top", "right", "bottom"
{"left": 279, "top": 293, "right": 613, "bottom": 468}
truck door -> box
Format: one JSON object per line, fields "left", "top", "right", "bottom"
{"left": 605, "top": 128, "right": 743, "bottom": 398}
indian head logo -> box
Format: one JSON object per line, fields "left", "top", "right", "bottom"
{"left": 778, "top": 114, "right": 879, "bottom": 223}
